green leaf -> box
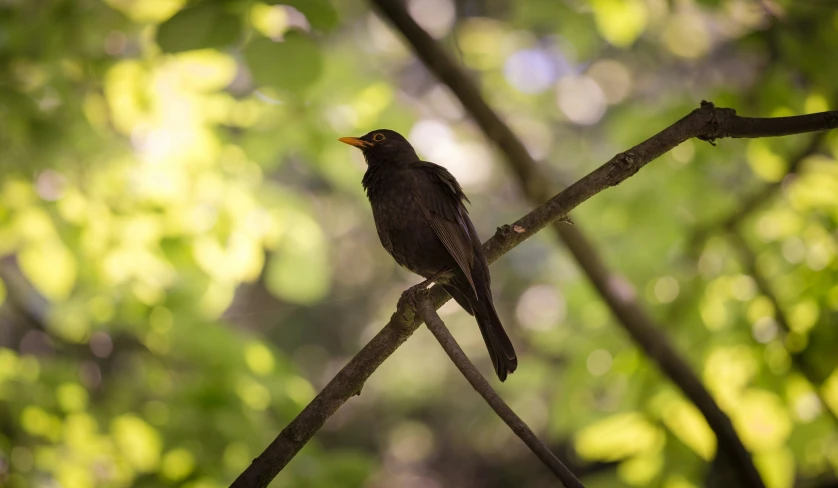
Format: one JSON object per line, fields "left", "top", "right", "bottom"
{"left": 156, "top": 3, "right": 241, "bottom": 53}
{"left": 268, "top": 0, "right": 338, "bottom": 31}
{"left": 590, "top": 0, "right": 647, "bottom": 48}
{"left": 243, "top": 32, "right": 322, "bottom": 92}
{"left": 264, "top": 212, "right": 330, "bottom": 304}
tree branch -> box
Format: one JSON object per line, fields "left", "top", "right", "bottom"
{"left": 232, "top": 2, "right": 838, "bottom": 484}
{"left": 698, "top": 110, "right": 838, "bottom": 139}
{"left": 414, "top": 294, "right": 585, "bottom": 488}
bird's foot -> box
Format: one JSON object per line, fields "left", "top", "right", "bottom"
{"left": 415, "top": 277, "right": 436, "bottom": 289}
{"left": 416, "top": 268, "right": 453, "bottom": 289}
{"left": 402, "top": 282, "right": 430, "bottom": 307}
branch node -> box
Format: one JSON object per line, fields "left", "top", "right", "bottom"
{"left": 402, "top": 285, "right": 430, "bottom": 314}
{"left": 698, "top": 103, "right": 738, "bottom": 144}
{"left": 395, "top": 289, "right": 421, "bottom": 329}
{"left": 497, "top": 224, "right": 513, "bottom": 237}
{"left": 613, "top": 151, "right": 640, "bottom": 177}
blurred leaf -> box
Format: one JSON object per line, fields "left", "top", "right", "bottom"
{"left": 575, "top": 412, "right": 664, "bottom": 461}
{"left": 112, "top": 414, "right": 162, "bottom": 473}
{"left": 161, "top": 447, "right": 197, "bottom": 481}
{"left": 19, "top": 239, "right": 77, "bottom": 301}
{"left": 660, "top": 399, "right": 716, "bottom": 460}
{"left": 747, "top": 139, "right": 788, "bottom": 182}
{"left": 591, "top": 0, "right": 647, "bottom": 48}
{"left": 156, "top": 3, "right": 241, "bottom": 53}
{"left": 3, "top": 1, "right": 838, "bottom": 486}
{"left": 268, "top": 0, "right": 338, "bottom": 31}
{"left": 754, "top": 448, "right": 795, "bottom": 488}
{"left": 264, "top": 214, "right": 330, "bottom": 304}
{"left": 243, "top": 32, "right": 322, "bottom": 92}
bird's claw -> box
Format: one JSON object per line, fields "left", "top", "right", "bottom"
{"left": 415, "top": 277, "right": 435, "bottom": 289}
{"left": 403, "top": 283, "right": 430, "bottom": 307}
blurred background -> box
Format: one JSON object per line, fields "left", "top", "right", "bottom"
{"left": 1, "top": 0, "right": 838, "bottom": 486}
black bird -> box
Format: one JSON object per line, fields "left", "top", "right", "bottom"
{"left": 340, "top": 129, "right": 517, "bottom": 381}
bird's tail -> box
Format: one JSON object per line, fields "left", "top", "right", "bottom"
{"left": 473, "top": 290, "right": 517, "bottom": 381}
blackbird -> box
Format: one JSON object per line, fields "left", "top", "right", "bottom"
{"left": 340, "top": 129, "right": 517, "bottom": 381}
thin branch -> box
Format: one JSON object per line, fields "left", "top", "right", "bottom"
{"left": 728, "top": 231, "right": 838, "bottom": 423}
{"left": 700, "top": 110, "right": 837, "bottom": 139}
{"left": 233, "top": 6, "right": 838, "bottom": 486}
{"left": 415, "top": 294, "right": 585, "bottom": 488}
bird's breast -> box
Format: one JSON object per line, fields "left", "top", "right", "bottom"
{"left": 364, "top": 171, "right": 454, "bottom": 277}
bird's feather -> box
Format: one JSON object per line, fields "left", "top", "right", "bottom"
{"left": 411, "top": 162, "right": 478, "bottom": 297}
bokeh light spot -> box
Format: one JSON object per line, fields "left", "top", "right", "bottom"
{"left": 556, "top": 76, "right": 606, "bottom": 125}
{"left": 587, "top": 349, "right": 613, "bottom": 376}
{"left": 408, "top": 0, "right": 455, "bottom": 38}
{"left": 654, "top": 276, "right": 680, "bottom": 303}
{"left": 586, "top": 59, "right": 632, "bottom": 104}
{"left": 245, "top": 342, "right": 275, "bottom": 376}
{"left": 515, "top": 285, "right": 565, "bottom": 331}
{"left": 504, "top": 49, "right": 556, "bottom": 94}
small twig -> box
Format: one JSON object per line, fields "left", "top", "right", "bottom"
{"left": 415, "top": 295, "right": 585, "bottom": 488}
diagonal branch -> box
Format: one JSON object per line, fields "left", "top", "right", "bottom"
{"left": 415, "top": 294, "right": 585, "bottom": 488}
{"left": 232, "top": 10, "right": 837, "bottom": 488}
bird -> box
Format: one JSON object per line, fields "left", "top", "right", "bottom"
{"left": 339, "top": 129, "right": 517, "bottom": 381}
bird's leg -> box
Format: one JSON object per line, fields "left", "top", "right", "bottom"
{"left": 401, "top": 269, "right": 451, "bottom": 313}
{"left": 415, "top": 268, "right": 452, "bottom": 289}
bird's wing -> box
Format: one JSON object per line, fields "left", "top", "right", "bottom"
{"left": 411, "top": 162, "right": 478, "bottom": 297}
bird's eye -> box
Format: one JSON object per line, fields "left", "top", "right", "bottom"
{"left": 373, "top": 133, "right": 386, "bottom": 142}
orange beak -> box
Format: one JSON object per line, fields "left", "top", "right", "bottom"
{"left": 339, "top": 137, "right": 373, "bottom": 148}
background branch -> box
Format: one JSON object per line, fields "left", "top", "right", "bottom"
{"left": 415, "top": 294, "right": 585, "bottom": 488}
{"left": 232, "top": 3, "right": 838, "bottom": 484}
{"left": 728, "top": 231, "right": 838, "bottom": 422}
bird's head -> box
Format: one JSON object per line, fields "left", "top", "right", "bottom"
{"left": 339, "top": 129, "right": 418, "bottom": 165}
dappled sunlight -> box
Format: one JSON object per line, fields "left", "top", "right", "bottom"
{"left": 575, "top": 412, "right": 664, "bottom": 461}
{"left": 704, "top": 346, "right": 758, "bottom": 408}
{"left": 1, "top": 0, "right": 837, "bottom": 486}
{"left": 660, "top": 395, "right": 716, "bottom": 460}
